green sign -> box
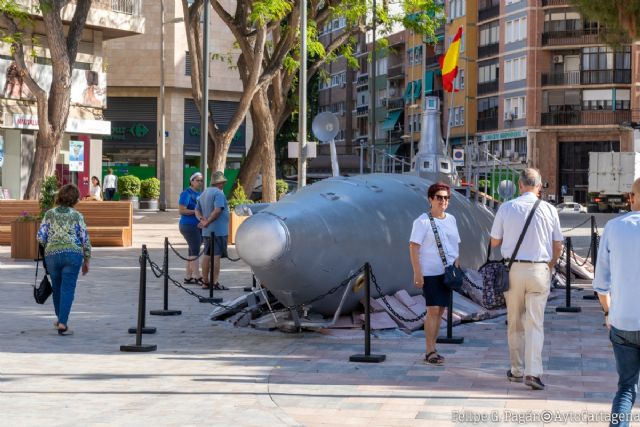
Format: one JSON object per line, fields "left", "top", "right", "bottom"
{"left": 105, "top": 122, "right": 152, "bottom": 141}
{"left": 477, "top": 129, "right": 527, "bottom": 143}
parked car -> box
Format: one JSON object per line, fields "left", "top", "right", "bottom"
{"left": 556, "top": 202, "right": 587, "bottom": 214}
{"left": 250, "top": 180, "right": 298, "bottom": 202}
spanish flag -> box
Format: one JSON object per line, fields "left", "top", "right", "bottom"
{"left": 439, "top": 26, "right": 463, "bottom": 93}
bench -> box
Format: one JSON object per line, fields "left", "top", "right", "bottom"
{"left": 0, "top": 200, "right": 132, "bottom": 247}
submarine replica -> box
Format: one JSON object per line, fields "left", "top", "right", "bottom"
{"left": 235, "top": 96, "right": 496, "bottom": 316}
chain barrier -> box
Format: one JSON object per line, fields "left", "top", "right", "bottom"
{"left": 370, "top": 268, "right": 426, "bottom": 323}
{"left": 571, "top": 245, "right": 592, "bottom": 267}
{"left": 167, "top": 240, "right": 206, "bottom": 262}
{"left": 562, "top": 217, "right": 592, "bottom": 234}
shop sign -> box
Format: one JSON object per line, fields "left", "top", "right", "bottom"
{"left": 104, "top": 122, "right": 154, "bottom": 142}
{"left": 12, "top": 114, "right": 111, "bottom": 135}
{"left": 477, "top": 129, "right": 527, "bottom": 143}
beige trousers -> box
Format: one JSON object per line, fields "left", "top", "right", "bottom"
{"left": 505, "top": 262, "right": 551, "bottom": 377}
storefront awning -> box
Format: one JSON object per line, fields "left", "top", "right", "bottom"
{"left": 403, "top": 82, "right": 413, "bottom": 102}
{"left": 381, "top": 110, "right": 402, "bottom": 131}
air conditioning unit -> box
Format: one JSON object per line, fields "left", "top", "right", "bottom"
{"left": 553, "top": 55, "right": 564, "bottom": 64}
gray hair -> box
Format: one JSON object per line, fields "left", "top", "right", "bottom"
{"left": 519, "top": 168, "right": 542, "bottom": 188}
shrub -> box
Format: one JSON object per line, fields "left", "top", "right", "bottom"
{"left": 118, "top": 175, "right": 141, "bottom": 198}
{"left": 140, "top": 177, "right": 160, "bottom": 199}
{"left": 276, "top": 179, "right": 289, "bottom": 200}
{"left": 39, "top": 176, "right": 59, "bottom": 218}
{"left": 228, "top": 185, "right": 254, "bottom": 210}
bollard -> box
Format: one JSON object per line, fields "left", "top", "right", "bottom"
{"left": 584, "top": 216, "right": 598, "bottom": 300}
{"left": 436, "top": 287, "right": 464, "bottom": 344}
{"left": 557, "top": 237, "right": 581, "bottom": 313}
{"left": 151, "top": 237, "right": 182, "bottom": 316}
{"left": 128, "top": 245, "right": 157, "bottom": 334}
{"left": 349, "top": 263, "right": 386, "bottom": 363}
{"left": 121, "top": 247, "right": 157, "bottom": 352}
{"left": 200, "top": 232, "right": 222, "bottom": 303}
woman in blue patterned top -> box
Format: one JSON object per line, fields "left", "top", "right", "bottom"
{"left": 178, "top": 172, "right": 203, "bottom": 284}
{"left": 37, "top": 184, "right": 91, "bottom": 336}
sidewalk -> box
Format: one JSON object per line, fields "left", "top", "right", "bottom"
{"left": 0, "top": 212, "right": 621, "bottom": 426}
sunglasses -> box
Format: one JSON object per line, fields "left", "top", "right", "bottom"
{"left": 434, "top": 195, "right": 450, "bottom": 201}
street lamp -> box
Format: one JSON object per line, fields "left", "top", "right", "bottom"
{"left": 159, "top": 0, "right": 184, "bottom": 211}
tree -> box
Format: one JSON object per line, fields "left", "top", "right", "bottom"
{"left": 183, "top": 0, "right": 442, "bottom": 201}
{"left": 570, "top": 0, "right": 639, "bottom": 43}
{"left": 0, "top": 0, "right": 92, "bottom": 199}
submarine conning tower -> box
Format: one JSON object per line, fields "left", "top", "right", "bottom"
{"left": 412, "top": 96, "right": 458, "bottom": 186}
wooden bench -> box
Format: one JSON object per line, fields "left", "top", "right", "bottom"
{"left": 0, "top": 200, "right": 132, "bottom": 247}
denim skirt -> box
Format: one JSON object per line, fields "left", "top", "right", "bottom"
{"left": 179, "top": 223, "right": 202, "bottom": 256}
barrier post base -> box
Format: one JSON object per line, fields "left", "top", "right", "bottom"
{"left": 436, "top": 336, "right": 464, "bottom": 344}
{"left": 556, "top": 307, "right": 582, "bottom": 313}
{"left": 128, "top": 327, "right": 157, "bottom": 334}
{"left": 120, "top": 344, "right": 157, "bottom": 352}
{"left": 349, "top": 354, "right": 386, "bottom": 363}
{"left": 199, "top": 297, "right": 222, "bottom": 303}
{"left": 243, "top": 287, "right": 253, "bottom": 292}
{"left": 150, "top": 309, "right": 182, "bottom": 316}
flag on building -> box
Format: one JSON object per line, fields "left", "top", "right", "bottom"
{"left": 439, "top": 26, "right": 463, "bottom": 93}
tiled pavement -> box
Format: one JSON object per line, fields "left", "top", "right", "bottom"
{"left": 0, "top": 211, "right": 629, "bottom": 426}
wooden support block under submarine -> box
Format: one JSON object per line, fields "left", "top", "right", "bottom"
{"left": 235, "top": 97, "right": 495, "bottom": 316}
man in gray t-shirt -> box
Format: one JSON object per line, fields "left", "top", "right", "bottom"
{"left": 195, "top": 171, "right": 229, "bottom": 290}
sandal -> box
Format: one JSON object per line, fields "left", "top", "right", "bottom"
{"left": 201, "top": 282, "right": 210, "bottom": 290}
{"left": 57, "top": 326, "right": 74, "bottom": 336}
{"left": 184, "top": 278, "right": 196, "bottom": 284}
{"left": 213, "top": 282, "right": 229, "bottom": 291}
{"left": 424, "top": 351, "right": 445, "bottom": 365}
{"left": 196, "top": 278, "right": 205, "bottom": 286}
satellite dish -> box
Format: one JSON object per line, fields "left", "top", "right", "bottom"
{"left": 312, "top": 112, "right": 340, "bottom": 143}
{"left": 498, "top": 180, "right": 516, "bottom": 200}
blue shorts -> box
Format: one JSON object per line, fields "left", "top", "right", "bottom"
{"left": 203, "top": 236, "right": 228, "bottom": 257}
{"left": 179, "top": 223, "right": 202, "bottom": 256}
{"left": 422, "top": 274, "right": 449, "bottom": 307}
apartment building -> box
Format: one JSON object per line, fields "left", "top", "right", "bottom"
{"left": 104, "top": 0, "right": 250, "bottom": 207}
{"left": 0, "top": 0, "right": 145, "bottom": 200}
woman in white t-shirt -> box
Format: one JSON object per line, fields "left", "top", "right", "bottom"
{"left": 87, "top": 176, "right": 102, "bottom": 201}
{"left": 409, "top": 182, "right": 461, "bottom": 366}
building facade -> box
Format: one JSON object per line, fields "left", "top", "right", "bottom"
{"left": 104, "top": 0, "right": 251, "bottom": 207}
{"left": 0, "top": 0, "right": 145, "bottom": 200}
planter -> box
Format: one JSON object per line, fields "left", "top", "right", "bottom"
{"left": 228, "top": 212, "right": 248, "bottom": 245}
{"left": 11, "top": 221, "right": 40, "bottom": 260}
{"left": 139, "top": 199, "right": 158, "bottom": 210}
{"left": 121, "top": 196, "right": 139, "bottom": 210}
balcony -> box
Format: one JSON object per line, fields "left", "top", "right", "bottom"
{"left": 541, "top": 109, "right": 631, "bottom": 126}
{"left": 478, "top": 43, "right": 499, "bottom": 59}
{"left": 425, "top": 55, "right": 440, "bottom": 67}
{"left": 542, "top": 0, "right": 568, "bottom": 6}
{"left": 477, "top": 116, "right": 499, "bottom": 131}
{"left": 107, "top": 0, "right": 142, "bottom": 15}
{"left": 542, "top": 28, "right": 601, "bottom": 47}
{"left": 478, "top": 5, "right": 499, "bottom": 22}
{"left": 542, "top": 70, "right": 631, "bottom": 86}
{"left": 477, "top": 80, "right": 499, "bottom": 95}
{"left": 387, "top": 64, "right": 405, "bottom": 79}
{"left": 356, "top": 106, "right": 369, "bottom": 117}
{"left": 385, "top": 98, "right": 405, "bottom": 111}
{"left": 356, "top": 75, "right": 369, "bottom": 86}
{"left": 541, "top": 71, "right": 580, "bottom": 86}
{"left": 62, "top": 0, "right": 145, "bottom": 39}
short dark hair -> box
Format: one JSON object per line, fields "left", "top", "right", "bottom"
{"left": 428, "top": 182, "right": 451, "bottom": 199}
{"left": 91, "top": 176, "right": 100, "bottom": 186}
{"left": 56, "top": 184, "right": 80, "bottom": 207}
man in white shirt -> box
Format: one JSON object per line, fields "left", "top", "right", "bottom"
{"left": 103, "top": 168, "right": 117, "bottom": 201}
{"left": 490, "top": 168, "right": 563, "bottom": 390}
{"left": 593, "top": 178, "right": 640, "bottom": 426}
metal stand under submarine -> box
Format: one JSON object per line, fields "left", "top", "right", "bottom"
{"left": 235, "top": 97, "right": 495, "bottom": 316}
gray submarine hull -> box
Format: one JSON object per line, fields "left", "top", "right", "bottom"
{"left": 235, "top": 173, "right": 495, "bottom": 316}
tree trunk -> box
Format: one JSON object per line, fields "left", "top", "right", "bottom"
{"left": 252, "top": 89, "right": 277, "bottom": 202}
{"left": 24, "top": 130, "right": 61, "bottom": 199}
{"left": 235, "top": 103, "right": 266, "bottom": 197}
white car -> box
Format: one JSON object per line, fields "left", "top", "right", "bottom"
{"left": 556, "top": 202, "right": 587, "bottom": 214}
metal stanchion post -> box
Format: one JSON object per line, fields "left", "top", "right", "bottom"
{"left": 437, "top": 287, "right": 464, "bottom": 344}
{"left": 557, "top": 237, "right": 581, "bottom": 313}
{"left": 200, "top": 232, "right": 222, "bottom": 303}
{"left": 151, "top": 237, "right": 182, "bottom": 316}
{"left": 584, "top": 215, "right": 598, "bottom": 300}
{"left": 121, "top": 247, "right": 157, "bottom": 352}
{"left": 350, "top": 263, "right": 386, "bottom": 363}
{"left": 129, "top": 245, "right": 157, "bottom": 334}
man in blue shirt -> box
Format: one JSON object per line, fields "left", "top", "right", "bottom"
{"left": 196, "top": 171, "right": 229, "bottom": 290}
{"left": 594, "top": 178, "right": 640, "bottom": 427}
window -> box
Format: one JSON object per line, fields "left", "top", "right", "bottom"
{"left": 407, "top": 48, "right": 414, "bottom": 66}
{"left": 479, "top": 0, "right": 499, "bottom": 8}
{"left": 413, "top": 46, "right": 423, "bottom": 65}
{"left": 506, "top": 17, "right": 527, "bottom": 43}
{"left": 504, "top": 56, "right": 526, "bottom": 82}
{"left": 478, "top": 96, "right": 499, "bottom": 118}
{"left": 185, "top": 51, "right": 191, "bottom": 76}
{"left": 454, "top": 69, "right": 465, "bottom": 90}
{"left": 479, "top": 21, "right": 499, "bottom": 46}
{"left": 448, "top": 106, "right": 464, "bottom": 127}
{"left": 478, "top": 62, "right": 498, "bottom": 83}
{"left": 449, "top": 0, "right": 466, "bottom": 19}
{"left": 504, "top": 96, "right": 526, "bottom": 119}
{"left": 505, "top": 0, "right": 521, "bottom": 4}
{"left": 376, "top": 57, "right": 388, "bottom": 75}
{"left": 515, "top": 138, "right": 527, "bottom": 156}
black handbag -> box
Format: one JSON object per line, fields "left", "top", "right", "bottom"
{"left": 428, "top": 213, "right": 464, "bottom": 291}
{"left": 495, "top": 199, "right": 541, "bottom": 293}
{"left": 33, "top": 245, "right": 52, "bottom": 304}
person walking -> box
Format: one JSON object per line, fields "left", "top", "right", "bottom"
{"left": 195, "top": 171, "right": 229, "bottom": 290}
{"left": 103, "top": 168, "right": 117, "bottom": 201}
{"left": 409, "top": 182, "right": 461, "bottom": 365}
{"left": 490, "top": 168, "right": 563, "bottom": 390}
{"left": 178, "top": 172, "right": 204, "bottom": 285}
{"left": 37, "top": 184, "right": 91, "bottom": 336}
{"left": 594, "top": 178, "right": 640, "bottom": 427}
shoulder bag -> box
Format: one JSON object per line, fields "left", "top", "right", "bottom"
{"left": 33, "top": 244, "right": 52, "bottom": 304}
{"left": 428, "top": 213, "right": 464, "bottom": 291}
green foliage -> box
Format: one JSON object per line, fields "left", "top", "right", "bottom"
{"left": 250, "top": 0, "right": 293, "bottom": 27}
{"left": 117, "top": 175, "right": 141, "bottom": 198}
{"left": 477, "top": 179, "right": 490, "bottom": 190}
{"left": 39, "top": 175, "right": 59, "bottom": 218}
{"left": 275, "top": 179, "right": 289, "bottom": 200}
{"left": 228, "top": 185, "right": 254, "bottom": 210}
{"left": 570, "top": 0, "right": 639, "bottom": 45}
{"left": 140, "top": 178, "right": 160, "bottom": 200}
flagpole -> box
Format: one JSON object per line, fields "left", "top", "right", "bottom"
{"left": 444, "top": 89, "right": 453, "bottom": 153}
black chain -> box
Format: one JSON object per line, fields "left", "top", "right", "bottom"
{"left": 167, "top": 240, "right": 206, "bottom": 261}
{"left": 562, "top": 217, "right": 592, "bottom": 233}
{"left": 369, "top": 268, "right": 426, "bottom": 323}
{"left": 571, "top": 245, "right": 592, "bottom": 267}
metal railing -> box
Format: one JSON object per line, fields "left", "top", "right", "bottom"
{"left": 541, "top": 110, "right": 631, "bottom": 126}
{"left": 478, "top": 5, "right": 499, "bottom": 22}
{"left": 541, "top": 71, "right": 580, "bottom": 86}
{"left": 372, "top": 147, "right": 412, "bottom": 174}
{"left": 478, "top": 43, "right": 499, "bottom": 58}
{"left": 542, "top": 28, "right": 601, "bottom": 46}
{"left": 542, "top": 70, "right": 631, "bottom": 86}
{"left": 356, "top": 106, "right": 369, "bottom": 117}
{"left": 477, "top": 80, "right": 499, "bottom": 95}
{"left": 542, "top": 0, "right": 568, "bottom": 6}
{"left": 384, "top": 98, "right": 404, "bottom": 110}
{"left": 387, "top": 64, "right": 404, "bottom": 79}
{"left": 111, "top": 0, "right": 141, "bottom": 15}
